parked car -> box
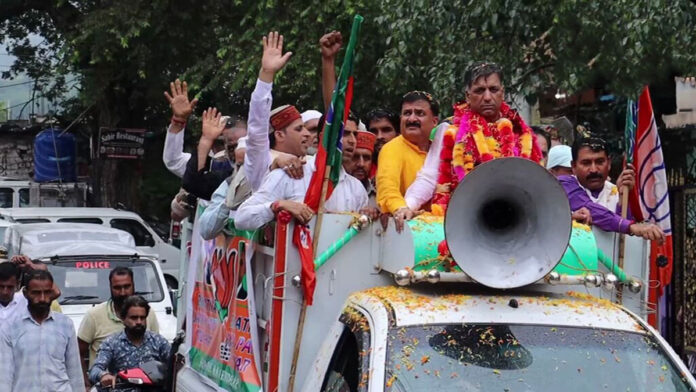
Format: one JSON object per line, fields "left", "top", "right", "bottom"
{"left": 2, "top": 223, "right": 177, "bottom": 341}
{"left": 0, "top": 207, "right": 181, "bottom": 289}
{"left": 0, "top": 177, "right": 89, "bottom": 208}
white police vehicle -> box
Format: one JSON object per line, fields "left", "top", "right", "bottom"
{"left": 2, "top": 222, "right": 177, "bottom": 342}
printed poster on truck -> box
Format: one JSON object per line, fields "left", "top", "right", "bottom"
{"left": 187, "top": 213, "right": 262, "bottom": 392}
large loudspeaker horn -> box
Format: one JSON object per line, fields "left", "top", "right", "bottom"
{"left": 445, "top": 157, "right": 572, "bottom": 289}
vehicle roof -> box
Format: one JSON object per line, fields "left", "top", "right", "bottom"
{"left": 0, "top": 207, "right": 141, "bottom": 220}
{"left": 6, "top": 223, "right": 138, "bottom": 258}
{"left": 348, "top": 286, "right": 645, "bottom": 333}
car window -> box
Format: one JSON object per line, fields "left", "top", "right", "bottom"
{"left": 57, "top": 217, "right": 104, "bottom": 224}
{"left": 321, "top": 310, "right": 371, "bottom": 392}
{"left": 385, "top": 324, "right": 693, "bottom": 392}
{"left": 46, "top": 258, "right": 164, "bottom": 305}
{"left": 110, "top": 218, "right": 155, "bottom": 247}
{"left": 0, "top": 188, "right": 12, "bottom": 208}
{"left": 15, "top": 218, "right": 51, "bottom": 223}
{"left": 18, "top": 188, "right": 29, "bottom": 207}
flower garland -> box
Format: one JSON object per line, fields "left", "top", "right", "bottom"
{"left": 431, "top": 101, "right": 542, "bottom": 216}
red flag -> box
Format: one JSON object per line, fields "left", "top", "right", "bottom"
{"left": 291, "top": 17, "right": 363, "bottom": 306}
{"left": 292, "top": 224, "right": 316, "bottom": 305}
{"left": 628, "top": 86, "right": 673, "bottom": 298}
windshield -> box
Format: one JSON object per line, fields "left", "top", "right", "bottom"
{"left": 385, "top": 324, "right": 693, "bottom": 392}
{"left": 44, "top": 258, "right": 164, "bottom": 305}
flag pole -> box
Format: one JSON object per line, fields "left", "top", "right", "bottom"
{"left": 287, "top": 166, "right": 330, "bottom": 392}
{"left": 617, "top": 100, "right": 635, "bottom": 304}
{"left": 616, "top": 188, "right": 629, "bottom": 304}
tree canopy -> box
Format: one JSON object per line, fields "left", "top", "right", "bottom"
{"left": 2, "top": 0, "right": 695, "bottom": 214}
{"left": 4, "top": 0, "right": 696, "bottom": 119}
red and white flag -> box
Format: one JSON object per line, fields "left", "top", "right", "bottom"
{"left": 628, "top": 86, "right": 673, "bottom": 300}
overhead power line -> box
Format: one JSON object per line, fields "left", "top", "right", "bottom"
{"left": 0, "top": 80, "right": 35, "bottom": 89}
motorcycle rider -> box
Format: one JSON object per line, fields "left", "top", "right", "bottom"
{"left": 89, "top": 295, "right": 170, "bottom": 391}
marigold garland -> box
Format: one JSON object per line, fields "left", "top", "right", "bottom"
{"left": 431, "top": 101, "right": 542, "bottom": 216}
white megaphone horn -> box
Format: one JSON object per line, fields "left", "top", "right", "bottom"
{"left": 444, "top": 157, "right": 572, "bottom": 289}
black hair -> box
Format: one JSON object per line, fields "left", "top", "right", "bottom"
{"left": 347, "top": 111, "right": 360, "bottom": 126}
{"left": 269, "top": 130, "right": 277, "bottom": 149}
{"left": 531, "top": 126, "right": 551, "bottom": 149}
{"left": 464, "top": 62, "right": 504, "bottom": 88}
{"left": 401, "top": 91, "right": 440, "bottom": 117}
{"left": 119, "top": 295, "right": 151, "bottom": 319}
{"left": 0, "top": 262, "right": 20, "bottom": 282}
{"left": 571, "top": 137, "right": 608, "bottom": 161}
{"left": 24, "top": 270, "right": 53, "bottom": 286}
{"left": 365, "top": 109, "right": 399, "bottom": 135}
{"left": 109, "top": 267, "right": 133, "bottom": 285}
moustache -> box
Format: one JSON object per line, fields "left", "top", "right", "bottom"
{"left": 406, "top": 122, "right": 421, "bottom": 128}
{"left": 29, "top": 301, "right": 51, "bottom": 312}
{"left": 586, "top": 173, "right": 603, "bottom": 180}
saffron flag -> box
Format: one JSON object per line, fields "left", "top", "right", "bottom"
{"left": 292, "top": 15, "right": 363, "bottom": 305}
{"left": 627, "top": 87, "right": 673, "bottom": 298}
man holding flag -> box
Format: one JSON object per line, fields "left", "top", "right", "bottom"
{"left": 234, "top": 28, "right": 368, "bottom": 232}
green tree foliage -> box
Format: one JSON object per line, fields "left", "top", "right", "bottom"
{"left": 2, "top": 0, "right": 695, "bottom": 214}
{"left": 3, "top": 0, "right": 695, "bottom": 121}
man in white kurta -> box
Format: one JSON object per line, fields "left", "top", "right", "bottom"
{"left": 234, "top": 161, "right": 368, "bottom": 231}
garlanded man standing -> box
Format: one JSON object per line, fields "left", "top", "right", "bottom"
{"left": 403, "top": 62, "right": 542, "bottom": 219}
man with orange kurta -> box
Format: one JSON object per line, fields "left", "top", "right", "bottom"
{"left": 376, "top": 91, "right": 439, "bottom": 216}
{"left": 403, "top": 62, "right": 542, "bottom": 217}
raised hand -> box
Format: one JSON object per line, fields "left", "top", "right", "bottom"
{"left": 201, "top": 107, "right": 225, "bottom": 142}
{"left": 164, "top": 79, "right": 198, "bottom": 122}
{"left": 319, "top": 31, "right": 343, "bottom": 60}
{"left": 259, "top": 31, "right": 293, "bottom": 82}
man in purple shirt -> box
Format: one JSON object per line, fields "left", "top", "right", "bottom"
{"left": 558, "top": 137, "right": 664, "bottom": 243}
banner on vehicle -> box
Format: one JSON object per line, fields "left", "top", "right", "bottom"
{"left": 187, "top": 211, "right": 262, "bottom": 392}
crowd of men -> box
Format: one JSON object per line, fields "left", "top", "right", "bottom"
{"left": 0, "top": 255, "right": 170, "bottom": 391}
{"left": 167, "top": 30, "right": 665, "bottom": 246}
{"left": 0, "top": 28, "right": 668, "bottom": 392}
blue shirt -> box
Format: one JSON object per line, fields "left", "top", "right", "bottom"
{"left": 88, "top": 330, "right": 171, "bottom": 387}
{"left": 0, "top": 309, "right": 83, "bottom": 392}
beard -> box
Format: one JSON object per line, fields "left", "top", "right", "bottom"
{"left": 112, "top": 295, "right": 128, "bottom": 308}
{"left": 125, "top": 324, "right": 146, "bottom": 339}
{"left": 28, "top": 301, "right": 51, "bottom": 314}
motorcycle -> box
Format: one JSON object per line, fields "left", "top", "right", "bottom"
{"left": 90, "top": 330, "right": 184, "bottom": 392}
{"left": 90, "top": 360, "right": 167, "bottom": 391}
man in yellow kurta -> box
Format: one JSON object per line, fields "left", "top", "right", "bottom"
{"left": 376, "top": 91, "right": 439, "bottom": 217}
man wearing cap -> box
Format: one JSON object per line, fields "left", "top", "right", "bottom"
{"left": 557, "top": 137, "right": 665, "bottom": 242}
{"left": 350, "top": 131, "right": 378, "bottom": 206}
{"left": 198, "top": 31, "right": 312, "bottom": 239}
{"left": 547, "top": 145, "right": 573, "bottom": 177}
{"left": 233, "top": 32, "right": 368, "bottom": 231}
{"left": 302, "top": 110, "right": 322, "bottom": 155}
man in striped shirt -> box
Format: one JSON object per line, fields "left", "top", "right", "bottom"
{"left": 0, "top": 270, "right": 83, "bottom": 392}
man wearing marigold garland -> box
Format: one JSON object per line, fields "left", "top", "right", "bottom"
{"left": 400, "top": 62, "right": 542, "bottom": 222}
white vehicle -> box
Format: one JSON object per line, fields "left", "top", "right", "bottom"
{"left": 174, "top": 158, "right": 694, "bottom": 391}
{"left": 0, "top": 177, "right": 89, "bottom": 208}
{"left": 0, "top": 207, "right": 181, "bottom": 289}
{"left": 2, "top": 223, "right": 177, "bottom": 342}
